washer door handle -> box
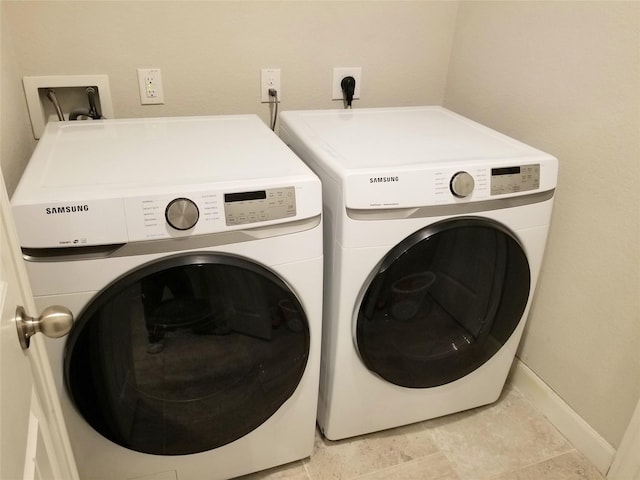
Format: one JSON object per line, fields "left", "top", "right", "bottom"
{"left": 15, "top": 305, "right": 73, "bottom": 350}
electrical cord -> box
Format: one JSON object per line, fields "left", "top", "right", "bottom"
{"left": 268, "top": 88, "right": 279, "bottom": 131}
{"left": 341, "top": 76, "right": 356, "bottom": 109}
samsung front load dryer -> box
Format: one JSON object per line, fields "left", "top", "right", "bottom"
{"left": 11, "top": 115, "right": 323, "bottom": 480}
{"left": 279, "top": 106, "right": 558, "bottom": 440}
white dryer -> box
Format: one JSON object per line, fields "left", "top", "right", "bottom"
{"left": 11, "top": 115, "right": 323, "bottom": 479}
{"left": 279, "top": 106, "right": 558, "bottom": 440}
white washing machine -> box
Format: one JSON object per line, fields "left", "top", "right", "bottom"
{"left": 10, "top": 115, "right": 323, "bottom": 479}
{"left": 279, "top": 106, "right": 558, "bottom": 440}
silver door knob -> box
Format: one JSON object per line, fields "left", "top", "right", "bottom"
{"left": 15, "top": 305, "right": 73, "bottom": 350}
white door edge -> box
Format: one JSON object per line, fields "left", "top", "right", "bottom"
{"left": 1, "top": 166, "right": 79, "bottom": 480}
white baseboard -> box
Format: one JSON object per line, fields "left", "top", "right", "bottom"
{"left": 508, "top": 359, "right": 616, "bottom": 475}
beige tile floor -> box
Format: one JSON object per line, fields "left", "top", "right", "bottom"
{"left": 238, "top": 385, "right": 605, "bottom": 480}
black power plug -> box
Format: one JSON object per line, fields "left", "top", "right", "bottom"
{"left": 341, "top": 76, "right": 356, "bottom": 109}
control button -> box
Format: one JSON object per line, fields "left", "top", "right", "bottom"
{"left": 450, "top": 171, "right": 475, "bottom": 198}
{"left": 166, "top": 198, "right": 199, "bottom": 230}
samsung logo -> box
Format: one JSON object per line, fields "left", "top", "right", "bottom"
{"left": 369, "top": 176, "right": 399, "bottom": 184}
{"left": 45, "top": 205, "right": 89, "bottom": 215}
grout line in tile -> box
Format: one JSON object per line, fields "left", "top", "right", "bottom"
{"left": 509, "top": 385, "right": 584, "bottom": 455}
{"left": 349, "top": 451, "right": 452, "bottom": 480}
{"left": 302, "top": 457, "right": 313, "bottom": 480}
{"left": 480, "top": 449, "right": 582, "bottom": 480}
{"left": 417, "top": 419, "right": 459, "bottom": 469}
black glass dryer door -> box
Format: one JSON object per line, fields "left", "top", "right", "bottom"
{"left": 64, "top": 253, "right": 310, "bottom": 455}
{"left": 356, "top": 217, "right": 531, "bottom": 388}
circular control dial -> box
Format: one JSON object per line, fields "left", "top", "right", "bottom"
{"left": 165, "top": 198, "right": 199, "bottom": 230}
{"left": 450, "top": 171, "right": 475, "bottom": 198}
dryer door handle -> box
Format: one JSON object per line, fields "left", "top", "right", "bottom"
{"left": 14, "top": 305, "right": 73, "bottom": 350}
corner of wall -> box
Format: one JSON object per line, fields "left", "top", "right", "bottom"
{"left": 508, "top": 359, "right": 615, "bottom": 475}
{"left": 1, "top": 3, "right": 38, "bottom": 197}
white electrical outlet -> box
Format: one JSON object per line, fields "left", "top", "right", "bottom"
{"left": 332, "top": 67, "right": 362, "bottom": 101}
{"left": 261, "top": 68, "right": 281, "bottom": 103}
{"left": 137, "top": 68, "right": 164, "bottom": 105}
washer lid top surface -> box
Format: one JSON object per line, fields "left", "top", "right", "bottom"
{"left": 280, "top": 106, "right": 550, "bottom": 171}
{"left": 14, "top": 114, "right": 314, "bottom": 201}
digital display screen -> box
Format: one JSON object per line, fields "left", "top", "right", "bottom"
{"left": 224, "top": 191, "right": 267, "bottom": 203}
{"left": 492, "top": 166, "right": 521, "bottom": 176}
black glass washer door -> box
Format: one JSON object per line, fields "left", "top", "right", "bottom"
{"left": 356, "top": 217, "right": 531, "bottom": 388}
{"left": 64, "top": 253, "right": 310, "bottom": 455}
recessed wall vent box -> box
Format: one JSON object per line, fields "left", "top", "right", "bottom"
{"left": 23, "top": 75, "right": 114, "bottom": 139}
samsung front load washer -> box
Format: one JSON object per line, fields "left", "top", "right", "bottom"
{"left": 279, "top": 106, "right": 558, "bottom": 440}
{"left": 11, "top": 115, "right": 323, "bottom": 480}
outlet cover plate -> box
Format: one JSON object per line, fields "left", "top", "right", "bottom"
{"left": 137, "top": 68, "right": 164, "bottom": 105}
{"left": 261, "top": 68, "right": 281, "bottom": 103}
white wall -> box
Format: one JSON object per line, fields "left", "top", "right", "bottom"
{"left": 0, "top": 6, "right": 36, "bottom": 195}
{"left": 0, "top": 0, "right": 458, "bottom": 195}
{"left": 444, "top": 1, "right": 640, "bottom": 449}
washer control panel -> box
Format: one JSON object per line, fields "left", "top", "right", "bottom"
{"left": 490, "top": 164, "right": 540, "bottom": 195}
{"left": 118, "top": 183, "right": 314, "bottom": 243}
{"left": 224, "top": 186, "right": 296, "bottom": 226}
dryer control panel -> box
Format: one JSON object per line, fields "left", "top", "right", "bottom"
{"left": 490, "top": 164, "right": 540, "bottom": 195}
{"left": 224, "top": 187, "right": 296, "bottom": 226}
